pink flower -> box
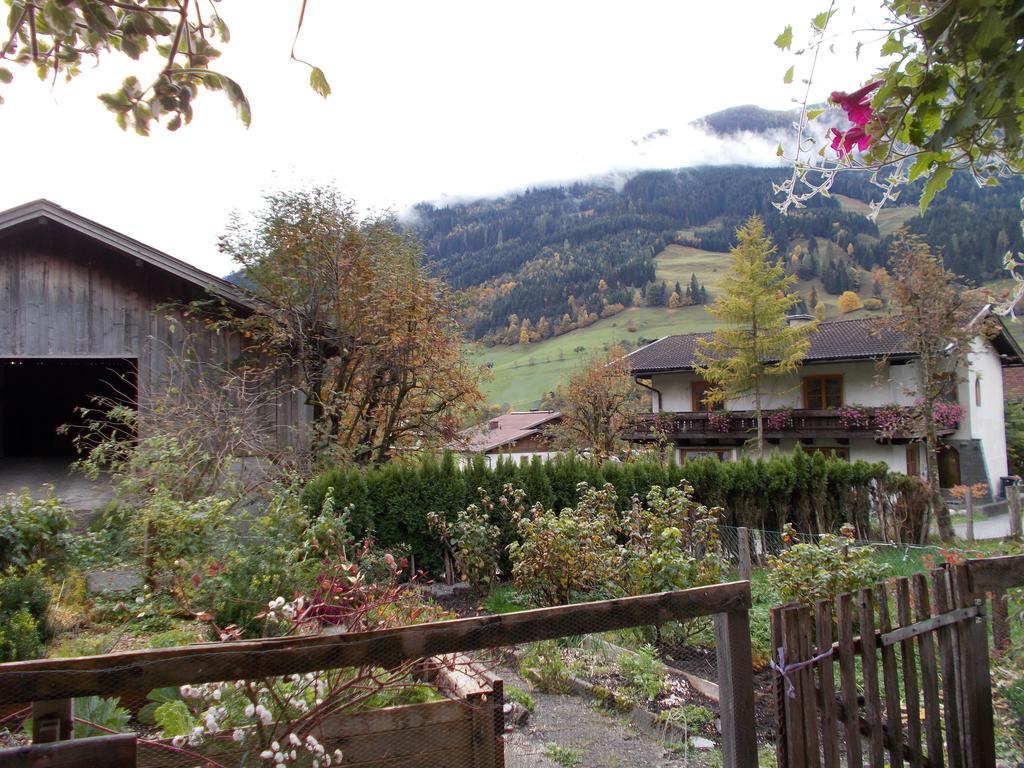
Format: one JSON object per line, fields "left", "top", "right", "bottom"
{"left": 830, "top": 126, "right": 872, "bottom": 156}
{"left": 830, "top": 81, "right": 882, "bottom": 126}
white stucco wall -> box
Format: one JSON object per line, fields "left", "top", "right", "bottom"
{"left": 965, "top": 339, "right": 1009, "bottom": 486}
{"left": 651, "top": 360, "right": 917, "bottom": 412}
{"left": 482, "top": 450, "right": 560, "bottom": 468}
{"left": 646, "top": 340, "right": 1010, "bottom": 484}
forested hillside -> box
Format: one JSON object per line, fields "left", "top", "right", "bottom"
{"left": 414, "top": 167, "right": 1024, "bottom": 347}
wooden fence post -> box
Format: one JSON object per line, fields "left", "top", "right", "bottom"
{"left": 991, "top": 589, "right": 1010, "bottom": 652}
{"left": 1008, "top": 484, "right": 1021, "bottom": 539}
{"left": 31, "top": 698, "right": 72, "bottom": 743}
{"left": 965, "top": 491, "right": 974, "bottom": 542}
{"left": 715, "top": 609, "right": 758, "bottom": 768}
{"left": 738, "top": 527, "right": 751, "bottom": 582}
{"left": 0, "top": 733, "right": 137, "bottom": 767}
{"left": 952, "top": 564, "right": 996, "bottom": 768}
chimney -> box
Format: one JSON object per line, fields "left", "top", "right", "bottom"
{"left": 787, "top": 313, "right": 815, "bottom": 327}
{"left": 488, "top": 419, "right": 500, "bottom": 430}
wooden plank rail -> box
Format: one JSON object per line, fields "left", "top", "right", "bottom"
{"left": 965, "top": 553, "right": 1024, "bottom": 592}
{"left": 0, "top": 582, "right": 751, "bottom": 704}
{"left": 0, "top": 734, "right": 137, "bottom": 768}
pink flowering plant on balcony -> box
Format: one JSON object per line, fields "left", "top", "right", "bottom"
{"left": 874, "top": 404, "right": 911, "bottom": 440}
{"left": 765, "top": 409, "right": 794, "bottom": 431}
{"left": 836, "top": 405, "right": 870, "bottom": 430}
{"left": 930, "top": 400, "right": 963, "bottom": 430}
{"left": 707, "top": 412, "right": 732, "bottom": 432}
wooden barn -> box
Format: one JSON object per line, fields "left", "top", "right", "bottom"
{"left": 0, "top": 199, "right": 306, "bottom": 506}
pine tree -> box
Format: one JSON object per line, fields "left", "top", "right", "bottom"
{"left": 696, "top": 216, "right": 816, "bottom": 455}
{"left": 807, "top": 285, "right": 819, "bottom": 308}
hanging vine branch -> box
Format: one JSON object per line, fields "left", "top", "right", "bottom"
{"left": 0, "top": 1, "right": 330, "bottom": 133}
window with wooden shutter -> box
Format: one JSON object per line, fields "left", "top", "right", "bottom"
{"left": 802, "top": 375, "right": 844, "bottom": 409}
{"left": 691, "top": 380, "right": 721, "bottom": 412}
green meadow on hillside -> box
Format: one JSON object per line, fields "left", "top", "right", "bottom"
{"left": 472, "top": 305, "right": 720, "bottom": 409}
{"left": 470, "top": 197, "right": 950, "bottom": 410}
{"left": 474, "top": 242, "right": 891, "bottom": 409}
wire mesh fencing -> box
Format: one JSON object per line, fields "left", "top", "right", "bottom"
{"left": 0, "top": 584, "right": 763, "bottom": 768}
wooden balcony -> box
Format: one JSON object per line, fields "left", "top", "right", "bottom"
{"left": 627, "top": 408, "right": 956, "bottom": 444}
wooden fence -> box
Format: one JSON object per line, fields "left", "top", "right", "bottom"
{"left": 0, "top": 582, "right": 757, "bottom": 768}
{"left": 772, "top": 553, "right": 1024, "bottom": 768}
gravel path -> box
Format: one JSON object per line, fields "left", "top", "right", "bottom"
{"left": 501, "top": 667, "right": 714, "bottom": 768}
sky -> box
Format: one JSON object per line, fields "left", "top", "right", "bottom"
{"left": 0, "top": 1, "right": 887, "bottom": 276}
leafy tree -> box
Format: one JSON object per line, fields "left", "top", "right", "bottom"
{"left": 217, "top": 186, "right": 483, "bottom": 465}
{"left": 0, "top": 1, "right": 328, "bottom": 133}
{"left": 884, "top": 236, "right": 982, "bottom": 542}
{"left": 696, "top": 216, "right": 816, "bottom": 455}
{"left": 837, "top": 290, "right": 863, "bottom": 314}
{"left": 549, "top": 345, "right": 644, "bottom": 461}
{"left": 775, "top": 0, "right": 1024, "bottom": 327}
{"left": 1006, "top": 402, "right": 1024, "bottom": 476}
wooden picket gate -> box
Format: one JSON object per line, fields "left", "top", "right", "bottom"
{"left": 771, "top": 555, "right": 1022, "bottom": 768}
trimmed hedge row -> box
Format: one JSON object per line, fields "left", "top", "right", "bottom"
{"left": 301, "top": 448, "right": 894, "bottom": 572}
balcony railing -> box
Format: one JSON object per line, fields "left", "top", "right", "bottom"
{"left": 629, "top": 406, "right": 959, "bottom": 441}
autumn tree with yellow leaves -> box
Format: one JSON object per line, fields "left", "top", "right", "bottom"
{"left": 550, "top": 345, "right": 644, "bottom": 460}
{"left": 696, "top": 216, "right": 816, "bottom": 455}
{"left": 218, "top": 187, "right": 484, "bottom": 465}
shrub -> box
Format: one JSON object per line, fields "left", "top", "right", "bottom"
{"left": 618, "top": 483, "right": 722, "bottom": 597}
{"left": 837, "top": 291, "right": 863, "bottom": 313}
{"left": 520, "top": 641, "right": 573, "bottom": 693}
{"left": 141, "top": 491, "right": 234, "bottom": 577}
{"left": 505, "top": 686, "right": 536, "bottom": 713}
{"left": 427, "top": 487, "right": 503, "bottom": 594}
{"left": 617, "top": 644, "right": 665, "bottom": 702}
{"left": 863, "top": 297, "right": 883, "bottom": 311}
{"left": 0, "top": 489, "right": 70, "bottom": 572}
{"left": 0, "top": 607, "right": 44, "bottom": 661}
{"left": 0, "top": 568, "right": 52, "bottom": 661}
{"left": 303, "top": 451, "right": 893, "bottom": 568}
{"left": 657, "top": 703, "right": 715, "bottom": 738}
{"left": 508, "top": 483, "right": 620, "bottom": 606}
{"left": 767, "top": 523, "right": 891, "bottom": 605}
{"left": 187, "top": 491, "right": 322, "bottom": 637}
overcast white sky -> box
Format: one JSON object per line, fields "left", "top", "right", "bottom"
{"left": 0, "top": 1, "right": 886, "bottom": 275}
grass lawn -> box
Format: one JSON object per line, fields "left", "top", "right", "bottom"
{"left": 654, "top": 244, "right": 728, "bottom": 292}
{"left": 472, "top": 305, "right": 720, "bottom": 409}
{"left": 833, "top": 194, "right": 917, "bottom": 238}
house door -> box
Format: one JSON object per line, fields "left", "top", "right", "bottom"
{"left": 938, "top": 445, "right": 961, "bottom": 488}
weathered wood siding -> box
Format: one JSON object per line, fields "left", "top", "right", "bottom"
{"left": 0, "top": 222, "right": 308, "bottom": 449}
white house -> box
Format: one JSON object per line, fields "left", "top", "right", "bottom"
{"left": 625, "top": 311, "right": 1024, "bottom": 498}
{"left": 450, "top": 410, "right": 562, "bottom": 467}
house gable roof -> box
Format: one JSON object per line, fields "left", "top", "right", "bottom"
{"left": 455, "top": 410, "right": 562, "bottom": 453}
{"left": 627, "top": 313, "right": 1024, "bottom": 376}
{"left": 0, "top": 199, "right": 253, "bottom": 309}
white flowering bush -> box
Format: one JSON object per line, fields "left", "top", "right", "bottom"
{"left": 150, "top": 534, "right": 453, "bottom": 765}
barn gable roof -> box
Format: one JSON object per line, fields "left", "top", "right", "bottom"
{"left": 0, "top": 199, "right": 252, "bottom": 309}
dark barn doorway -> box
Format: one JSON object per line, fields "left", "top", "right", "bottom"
{"left": 0, "top": 358, "right": 137, "bottom": 459}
